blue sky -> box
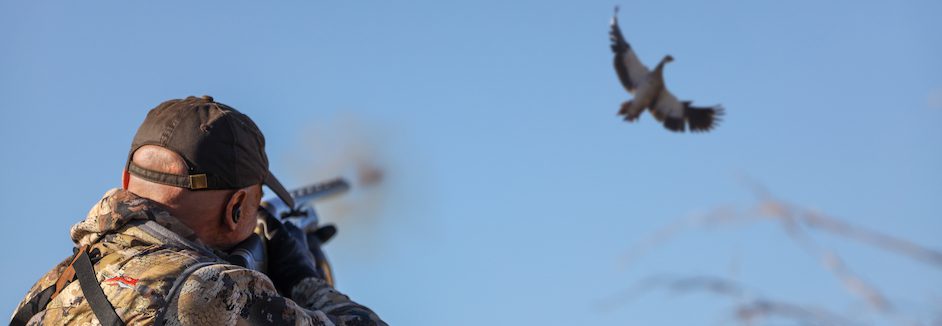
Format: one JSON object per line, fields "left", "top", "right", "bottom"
{"left": 1, "top": 1, "right": 940, "bottom": 324}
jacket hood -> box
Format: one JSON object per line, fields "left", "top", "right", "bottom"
{"left": 70, "top": 188, "right": 202, "bottom": 247}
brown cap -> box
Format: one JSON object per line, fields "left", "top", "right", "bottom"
{"left": 126, "top": 96, "right": 295, "bottom": 209}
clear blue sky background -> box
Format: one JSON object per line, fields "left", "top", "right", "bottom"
{"left": 1, "top": 1, "right": 940, "bottom": 325}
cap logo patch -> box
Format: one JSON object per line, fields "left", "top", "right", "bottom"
{"left": 189, "top": 174, "right": 208, "bottom": 189}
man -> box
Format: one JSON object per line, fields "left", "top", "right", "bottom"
{"left": 10, "top": 96, "right": 386, "bottom": 325}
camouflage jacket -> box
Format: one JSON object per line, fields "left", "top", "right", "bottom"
{"left": 11, "top": 189, "right": 386, "bottom": 326}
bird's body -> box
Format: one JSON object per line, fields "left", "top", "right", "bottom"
{"left": 620, "top": 60, "right": 667, "bottom": 121}
{"left": 610, "top": 7, "right": 723, "bottom": 132}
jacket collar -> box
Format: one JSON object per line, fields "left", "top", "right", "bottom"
{"left": 70, "top": 188, "right": 205, "bottom": 249}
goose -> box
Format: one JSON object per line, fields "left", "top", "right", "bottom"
{"left": 610, "top": 7, "right": 724, "bottom": 132}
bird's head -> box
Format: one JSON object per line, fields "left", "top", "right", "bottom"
{"left": 662, "top": 55, "right": 674, "bottom": 63}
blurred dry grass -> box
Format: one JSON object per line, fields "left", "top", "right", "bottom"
{"left": 601, "top": 274, "right": 863, "bottom": 325}
{"left": 608, "top": 178, "right": 942, "bottom": 325}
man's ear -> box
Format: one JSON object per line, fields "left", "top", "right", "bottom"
{"left": 224, "top": 190, "right": 248, "bottom": 231}
{"left": 122, "top": 169, "right": 130, "bottom": 190}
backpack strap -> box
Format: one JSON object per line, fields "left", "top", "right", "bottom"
{"left": 72, "top": 248, "right": 125, "bottom": 326}
{"left": 9, "top": 286, "right": 55, "bottom": 326}
{"left": 9, "top": 245, "right": 125, "bottom": 326}
{"left": 50, "top": 245, "right": 85, "bottom": 299}
{"left": 153, "top": 262, "right": 220, "bottom": 326}
{"left": 72, "top": 250, "right": 124, "bottom": 326}
{"left": 10, "top": 245, "right": 88, "bottom": 326}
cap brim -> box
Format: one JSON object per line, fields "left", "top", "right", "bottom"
{"left": 264, "top": 171, "right": 295, "bottom": 209}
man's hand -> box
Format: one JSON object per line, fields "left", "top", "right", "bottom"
{"left": 260, "top": 208, "right": 321, "bottom": 296}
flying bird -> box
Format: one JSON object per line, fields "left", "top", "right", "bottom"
{"left": 610, "top": 7, "right": 724, "bottom": 132}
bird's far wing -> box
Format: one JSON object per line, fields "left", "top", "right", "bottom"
{"left": 610, "top": 10, "right": 649, "bottom": 94}
{"left": 651, "top": 88, "right": 724, "bottom": 132}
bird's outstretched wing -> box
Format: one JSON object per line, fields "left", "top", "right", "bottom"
{"left": 650, "top": 88, "right": 724, "bottom": 132}
{"left": 610, "top": 8, "right": 649, "bottom": 94}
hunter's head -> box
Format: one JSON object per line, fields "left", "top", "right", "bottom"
{"left": 122, "top": 96, "right": 294, "bottom": 249}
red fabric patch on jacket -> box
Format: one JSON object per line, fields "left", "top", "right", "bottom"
{"left": 104, "top": 276, "right": 139, "bottom": 289}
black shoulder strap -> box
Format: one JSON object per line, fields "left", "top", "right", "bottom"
{"left": 9, "top": 247, "right": 125, "bottom": 326}
{"left": 72, "top": 250, "right": 125, "bottom": 326}
{"left": 9, "top": 286, "right": 54, "bottom": 326}
{"left": 10, "top": 247, "right": 86, "bottom": 326}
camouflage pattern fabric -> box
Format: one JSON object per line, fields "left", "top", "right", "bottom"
{"left": 11, "top": 189, "right": 386, "bottom": 326}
